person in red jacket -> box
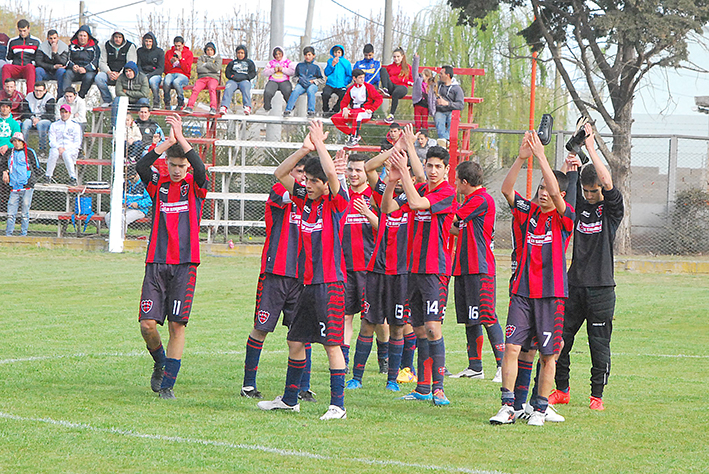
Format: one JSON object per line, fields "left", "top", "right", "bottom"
{"left": 162, "top": 36, "right": 193, "bottom": 110}
{"left": 379, "top": 47, "right": 413, "bottom": 123}
{"left": 331, "top": 69, "right": 383, "bottom": 147}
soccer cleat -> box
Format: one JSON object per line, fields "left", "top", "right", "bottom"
{"left": 298, "top": 389, "right": 317, "bottom": 403}
{"left": 432, "top": 389, "right": 450, "bottom": 406}
{"left": 514, "top": 404, "right": 530, "bottom": 421}
{"left": 492, "top": 367, "right": 502, "bottom": 383}
{"left": 219, "top": 105, "right": 228, "bottom": 115}
{"left": 398, "top": 390, "right": 433, "bottom": 401}
{"left": 209, "top": 107, "right": 218, "bottom": 115}
{"left": 320, "top": 405, "right": 347, "bottom": 420}
{"left": 385, "top": 380, "right": 400, "bottom": 392}
{"left": 158, "top": 388, "right": 176, "bottom": 400}
{"left": 589, "top": 396, "right": 605, "bottom": 411}
{"left": 240, "top": 386, "right": 263, "bottom": 399}
{"left": 548, "top": 388, "right": 570, "bottom": 405}
{"left": 150, "top": 363, "right": 164, "bottom": 392}
{"left": 182, "top": 106, "right": 193, "bottom": 114}
{"left": 450, "top": 368, "right": 484, "bottom": 379}
{"left": 385, "top": 114, "right": 394, "bottom": 123}
{"left": 100, "top": 102, "right": 111, "bottom": 108}
{"left": 243, "top": 106, "right": 251, "bottom": 115}
{"left": 489, "top": 405, "right": 515, "bottom": 424}
{"left": 345, "top": 379, "right": 363, "bottom": 390}
{"left": 397, "top": 367, "right": 417, "bottom": 384}
{"left": 378, "top": 358, "right": 389, "bottom": 374}
{"left": 257, "top": 396, "right": 300, "bottom": 412}
{"left": 545, "top": 404, "right": 565, "bottom": 422}
{"left": 527, "top": 410, "right": 545, "bottom": 426}
{"left": 345, "top": 135, "right": 361, "bottom": 147}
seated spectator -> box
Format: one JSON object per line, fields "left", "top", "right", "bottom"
{"left": 185, "top": 42, "right": 222, "bottom": 115}
{"left": 55, "top": 87, "right": 87, "bottom": 134}
{"left": 283, "top": 46, "right": 322, "bottom": 117}
{"left": 0, "top": 33, "right": 10, "bottom": 73}
{"left": 46, "top": 104, "right": 82, "bottom": 185}
{"left": 105, "top": 164, "right": 151, "bottom": 233}
{"left": 3, "top": 19, "right": 40, "bottom": 91}
{"left": 162, "top": 36, "right": 193, "bottom": 110}
{"left": 331, "top": 68, "right": 382, "bottom": 146}
{"left": 414, "top": 130, "right": 436, "bottom": 164}
{"left": 262, "top": 46, "right": 294, "bottom": 113}
{"left": 125, "top": 114, "right": 143, "bottom": 163}
{"left": 95, "top": 31, "right": 137, "bottom": 107}
{"left": 0, "top": 78, "right": 25, "bottom": 119}
{"left": 322, "top": 44, "right": 352, "bottom": 118}
{"left": 353, "top": 43, "right": 381, "bottom": 87}
{"left": 20, "top": 80, "right": 55, "bottom": 156}
{"left": 0, "top": 100, "right": 21, "bottom": 156}
{"left": 379, "top": 47, "right": 413, "bottom": 123}
{"left": 220, "top": 44, "right": 255, "bottom": 115}
{"left": 380, "top": 122, "right": 402, "bottom": 151}
{"left": 35, "top": 29, "right": 68, "bottom": 85}
{"left": 63, "top": 25, "right": 100, "bottom": 99}
{"left": 434, "top": 65, "right": 464, "bottom": 141}
{"left": 115, "top": 61, "right": 150, "bottom": 107}
{"left": 1, "top": 132, "right": 40, "bottom": 236}
{"left": 135, "top": 105, "right": 164, "bottom": 155}
{"left": 136, "top": 32, "right": 164, "bottom": 109}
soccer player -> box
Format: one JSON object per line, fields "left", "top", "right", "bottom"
{"left": 381, "top": 144, "right": 457, "bottom": 406}
{"left": 240, "top": 158, "right": 316, "bottom": 402}
{"left": 258, "top": 121, "right": 349, "bottom": 420}
{"left": 448, "top": 160, "right": 505, "bottom": 383}
{"left": 549, "top": 123, "right": 624, "bottom": 411}
{"left": 489, "top": 131, "right": 574, "bottom": 426}
{"left": 135, "top": 113, "right": 208, "bottom": 400}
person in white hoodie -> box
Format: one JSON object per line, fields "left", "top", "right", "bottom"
{"left": 46, "top": 104, "right": 82, "bottom": 185}
{"left": 55, "top": 87, "right": 86, "bottom": 134}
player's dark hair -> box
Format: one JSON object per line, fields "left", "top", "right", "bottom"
{"left": 457, "top": 161, "right": 483, "bottom": 186}
{"left": 17, "top": 19, "right": 29, "bottom": 29}
{"left": 352, "top": 68, "right": 365, "bottom": 78}
{"left": 363, "top": 43, "right": 374, "bottom": 54}
{"left": 165, "top": 143, "right": 186, "bottom": 159}
{"left": 348, "top": 153, "right": 367, "bottom": 163}
{"left": 47, "top": 29, "right": 58, "bottom": 37}
{"left": 426, "top": 145, "right": 450, "bottom": 166}
{"left": 303, "top": 155, "right": 327, "bottom": 182}
{"left": 580, "top": 163, "right": 601, "bottom": 187}
{"left": 303, "top": 46, "right": 315, "bottom": 56}
{"left": 4, "top": 78, "right": 15, "bottom": 84}
{"left": 442, "top": 65, "right": 454, "bottom": 78}
{"left": 552, "top": 169, "right": 569, "bottom": 193}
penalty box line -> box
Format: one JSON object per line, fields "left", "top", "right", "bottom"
{"left": 0, "top": 411, "right": 507, "bottom": 474}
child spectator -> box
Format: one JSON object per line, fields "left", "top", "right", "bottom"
{"left": 262, "top": 46, "right": 294, "bottom": 113}
{"left": 3, "top": 20, "right": 40, "bottom": 91}
{"left": 35, "top": 30, "right": 68, "bottom": 85}
{"left": 0, "top": 100, "right": 21, "bottom": 154}
{"left": 124, "top": 113, "right": 143, "bottom": 162}
{"left": 115, "top": 61, "right": 150, "bottom": 107}
{"left": 46, "top": 104, "right": 82, "bottom": 185}
{"left": 162, "top": 36, "right": 193, "bottom": 110}
{"left": 220, "top": 44, "right": 256, "bottom": 115}
{"left": 283, "top": 46, "right": 322, "bottom": 118}
{"left": 411, "top": 54, "right": 435, "bottom": 132}
{"left": 434, "top": 66, "right": 465, "bottom": 141}
{"left": 0, "top": 78, "right": 25, "bottom": 119}
{"left": 137, "top": 32, "right": 164, "bottom": 109}
{"left": 322, "top": 45, "right": 352, "bottom": 118}
{"left": 63, "top": 25, "right": 100, "bottom": 99}
{"left": 96, "top": 31, "right": 138, "bottom": 106}
{"left": 55, "top": 87, "right": 87, "bottom": 134}
{"left": 135, "top": 105, "right": 164, "bottom": 157}
{"left": 413, "top": 130, "right": 435, "bottom": 164}
{"left": 1, "top": 132, "right": 40, "bottom": 236}
{"left": 185, "top": 42, "right": 222, "bottom": 115}
{"left": 20, "top": 80, "right": 54, "bottom": 156}
{"left": 331, "top": 69, "right": 382, "bottom": 146}
{"left": 379, "top": 47, "right": 413, "bottom": 123}
{"left": 353, "top": 43, "right": 381, "bottom": 87}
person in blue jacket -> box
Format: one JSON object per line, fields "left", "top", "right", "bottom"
{"left": 1, "top": 132, "right": 41, "bottom": 236}
{"left": 322, "top": 44, "right": 352, "bottom": 118}
{"left": 283, "top": 46, "right": 323, "bottom": 118}
{"left": 353, "top": 43, "right": 381, "bottom": 87}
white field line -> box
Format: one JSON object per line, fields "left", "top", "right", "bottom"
{"left": 0, "top": 411, "right": 507, "bottom": 474}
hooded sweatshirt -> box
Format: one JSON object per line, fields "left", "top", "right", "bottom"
{"left": 0, "top": 114, "right": 20, "bottom": 148}
{"left": 294, "top": 58, "right": 323, "bottom": 89}
{"left": 137, "top": 32, "right": 164, "bottom": 78}
{"left": 67, "top": 25, "right": 100, "bottom": 72}
{"left": 196, "top": 42, "right": 222, "bottom": 81}
{"left": 99, "top": 31, "right": 137, "bottom": 73}
{"left": 116, "top": 61, "right": 150, "bottom": 102}
{"left": 1, "top": 145, "right": 40, "bottom": 190}
{"left": 35, "top": 38, "right": 69, "bottom": 71}
{"left": 164, "top": 43, "right": 193, "bottom": 77}
{"left": 225, "top": 45, "right": 256, "bottom": 83}
{"left": 324, "top": 44, "right": 352, "bottom": 89}
{"left": 262, "top": 46, "right": 294, "bottom": 83}
{"left": 435, "top": 78, "right": 464, "bottom": 113}
{"left": 21, "top": 91, "right": 55, "bottom": 121}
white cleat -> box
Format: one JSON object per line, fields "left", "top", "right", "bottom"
{"left": 320, "top": 404, "right": 347, "bottom": 420}
{"left": 514, "top": 403, "right": 531, "bottom": 420}
{"left": 489, "top": 405, "right": 515, "bottom": 425}
{"left": 450, "top": 368, "right": 484, "bottom": 379}
{"left": 545, "top": 404, "right": 565, "bottom": 422}
{"left": 257, "top": 396, "right": 300, "bottom": 412}
{"left": 492, "top": 367, "right": 502, "bottom": 383}
{"left": 527, "top": 410, "right": 545, "bottom": 426}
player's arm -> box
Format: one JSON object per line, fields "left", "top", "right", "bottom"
{"left": 401, "top": 124, "right": 425, "bottom": 183}
{"left": 364, "top": 147, "right": 395, "bottom": 188}
{"left": 391, "top": 150, "right": 429, "bottom": 210}
{"left": 584, "top": 122, "right": 613, "bottom": 190}
{"left": 308, "top": 120, "right": 339, "bottom": 195}
{"left": 275, "top": 135, "right": 315, "bottom": 194}
{"left": 529, "top": 130, "right": 566, "bottom": 215}
{"left": 501, "top": 132, "right": 532, "bottom": 206}
{"left": 167, "top": 114, "right": 206, "bottom": 187}
{"left": 380, "top": 163, "right": 404, "bottom": 214}
{"left": 136, "top": 120, "right": 178, "bottom": 183}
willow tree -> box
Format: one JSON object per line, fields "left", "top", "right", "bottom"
{"left": 449, "top": 0, "right": 709, "bottom": 253}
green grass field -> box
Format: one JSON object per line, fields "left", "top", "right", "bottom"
{"left": 0, "top": 247, "right": 707, "bottom": 474}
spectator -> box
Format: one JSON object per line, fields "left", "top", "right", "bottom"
{"left": 220, "top": 44, "right": 255, "bottom": 115}
{"left": 380, "top": 122, "right": 402, "bottom": 151}
{"left": 0, "top": 78, "right": 25, "bottom": 119}
{"left": 55, "top": 87, "right": 87, "bottom": 134}
{"left": 20, "top": 80, "right": 55, "bottom": 156}
{"left": 135, "top": 105, "right": 164, "bottom": 155}
{"left": 434, "top": 65, "right": 464, "bottom": 141}
{"left": 414, "top": 130, "right": 436, "bottom": 164}
{"left": 3, "top": 19, "right": 40, "bottom": 91}
{"left": 124, "top": 113, "right": 143, "bottom": 162}
{"left": 1, "top": 132, "right": 40, "bottom": 236}
{"left": 63, "top": 25, "right": 100, "bottom": 99}
{"left": 379, "top": 47, "right": 413, "bottom": 123}
{"left": 115, "top": 61, "right": 150, "bottom": 107}
{"left": 105, "top": 164, "right": 151, "bottom": 233}
{"left": 0, "top": 100, "right": 21, "bottom": 155}
{"left": 330, "top": 68, "right": 382, "bottom": 146}
{"left": 137, "top": 32, "right": 164, "bottom": 109}
{"left": 162, "top": 36, "right": 193, "bottom": 110}
{"left": 322, "top": 44, "right": 352, "bottom": 118}
{"left": 411, "top": 54, "right": 435, "bottom": 132}
{"left": 283, "top": 46, "right": 322, "bottom": 118}
{"left": 353, "top": 43, "right": 381, "bottom": 87}
{"left": 35, "top": 29, "right": 68, "bottom": 85}
{"left": 46, "top": 104, "right": 82, "bottom": 185}
{"left": 95, "top": 31, "right": 138, "bottom": 107}
{"left": 261, "top": 46, "right": 294, "bottom": 113}
{"left": 185, "top": 42, "right": 222, "bottom": 115}
{"left": 0, "top": 33, "right": 10, "bottom": 73}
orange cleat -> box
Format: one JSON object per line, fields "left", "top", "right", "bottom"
{"left": 548, "top": 389, "right": 570, "bottom": 405}
{"left": 589, "top": 396, "right": 605, "bottom": 410}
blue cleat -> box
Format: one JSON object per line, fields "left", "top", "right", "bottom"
{"left": 345, "top": 379, "right": 363, "bottom": 390}
{"left": 432, "top": 389, "right": 450, "bottom": 406}
{"left": 385, "top": 380, "right": 400, "bottom": 392}
{"left": 397, "top": 390, "right": 433, "bottom": 401}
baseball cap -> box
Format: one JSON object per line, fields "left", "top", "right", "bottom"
{"left": 60, "top": 104, "right": 71, "bottom": 112}
{"left": 10, "top": 132, "right": 24, "bottom": 142}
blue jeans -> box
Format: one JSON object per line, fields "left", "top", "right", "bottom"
{"left": 435, "top": 111, "right": 452, "bottom": 140}
{"left": 285, "top": 83, "right": 317, "bottom": 112}
{"left": 162, "top": 73, "right": 189, "bottom": 106}
{"left": 22, "top": 118, "right": 51, "bottom": 152}
{"left": 148, "top": 75, "right": 162, "bottom": 105}
{"left": 62, "top": 69, "right": 97, "bottom": 99}
{"left": 36, "top": 67, "right": 67, "bottom": 87}
{"left": 94, "top": 71, "right": 117, "bottom": 103}
{"left": 221, "top": 79, "right": 252, "bottom": 108}
{"left": 6, "top": 188, "right": 33, "bottom": 236}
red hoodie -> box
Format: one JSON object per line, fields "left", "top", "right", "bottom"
{"left": 341, "top": 82, "right": 383, "bottom": 112}
{"left": 164, "top": 45, "right": 194, "bottom": 77}
{"left": 383, "top": 62, "right": 413, "bottom": 87}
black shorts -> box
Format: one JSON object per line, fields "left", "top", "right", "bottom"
{"left": 345, "top": 270, "right": 367, "bottom": 314}
{"left": 505, "top": 294, "right": 565, "bottom": 355}
{"left": 287, "top": 282, "right": 346, "bottom": 346}
{"left": 139, "top": 263, "right": 197, "bottom": 325}
{"left": 407, "top": 273, "right": 450, "bottom": 328}
{"left": 362, "top": 272, "right": 408, "bottom": 326}
{"left": 454, "top": 274, "right": 497, "bottom": 325}
{"left": 253, "top": 273, "right": 303, "bottom": 333}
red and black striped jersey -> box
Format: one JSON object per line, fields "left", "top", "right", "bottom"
{"left": 341, "top": 186, "right": 376, "bottom": 271}
{"left": 453, "top": 187, "right": 496, "bottom": 276}
{"left": 260, "top": 183, "right": 301, "bottom": 278}
{"left": 367, "top": 178, "right": 411, "bottom": 275}
{"left": 510, "top": 192, "right": 575, "bottom": 298}
{"left": 395, "top": 181, "right": 457, "bottom": 275}
{"left": 291, "top": 181, "right": 349, "bottom": 285}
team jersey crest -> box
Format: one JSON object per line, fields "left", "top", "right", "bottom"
{"left": 141, "top": 299, "right": 153, "bottom": 313}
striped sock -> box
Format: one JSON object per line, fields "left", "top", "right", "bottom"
{"left": 243, "top": 336, "right": 263, "bottom": 388}
{"left": 376, "top": 338, "right": 389, "bottom": 365}
{"left": 485, "top": 322, "right": 505, "bottom": 367}
{"left": 514, "top": 359, "right": 534, "bottom": 410}
{"left": 299, "top": 343, "right": 312, "bottom": 392}
{"left": 283, "top": 358, "right": 306, "bottom": 406}
{"left": 465, "top": 325, "right": 483, "bottom": 371}
{"left": 415, "top": 337, "right": 431, "bottom": 395}
{"left": 160, "top": 358, "right": 181, "bottom": 390}
{"left": 352, "top": 334, "right": 373, "bottom": 382}
{"left": 501, "top": 387, "right": 514, "bottom": 407}
{"left": 148, "top": 343, "right": 165, "bottom": 368}
{"left": 534, "top": 395, "right": 549, "bottom": 414}
{"left": 387, "top": 337, "right": 404, "bottom": 382}
{"left": 429, "top": 337, "right": 446, "bottom": 392}
{"left": 402, "top": 332, "right": 417, "bottom": 371}
{"left": 330, "top": 368, "right": 346, "bottom": 408}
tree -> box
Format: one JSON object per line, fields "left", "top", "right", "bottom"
{"left": 449, "top": 0, "right": 709, "bottom": 253}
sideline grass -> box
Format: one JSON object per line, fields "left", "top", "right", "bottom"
{"left": 0, "top": 247, "right": 707, "bottom": 474}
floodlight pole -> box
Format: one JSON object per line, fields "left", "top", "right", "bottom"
{"left": 526, "top": 50, "right": 538, "bottom": 199}
{"left": 382, "top": 0, "right": 393, "bottom": 59}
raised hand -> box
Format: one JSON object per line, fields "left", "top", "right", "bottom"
{"left": 303, "top": 132, "right": 316, "bottom": 152}
{"left": 308, "top": 120, "right": 329, "bottom": 145}
{"left": 403, "top": 123, "right": 417, "bottom": 145}
{"left": 583, "top": 122, "right": 595, "bottom": 150}
{"left": 519, "top": 131, "right": 533, "bottom": 160}
{"left": 527, "top": 130, "right": 546, "bottom": 159}
{"left": 334, "top": 149, "right": 347, "bottom": 174}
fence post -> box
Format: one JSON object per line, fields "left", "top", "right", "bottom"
{"left": 109, "top": 97, "right": 128, "bottom": 253}
{"left": 667, "top": 135, "right": 678, "bottom": 214}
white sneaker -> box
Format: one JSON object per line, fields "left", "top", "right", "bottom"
{"left": 514, "top": 403, "right": 531, "bottom": 420}
{"left": 489, "top": 405, "right": 515, "bottom": 425}
{"left": 527, "top": 410, "right": 545, "bottom": 426}
{"left": 257, "top": 396, "right": 300, "bottom": 412}
{"left": 545, "top": 404, "right": 565, "bottom": 422}
{"left": 492, "top": 367, "right": 502, "bottom": 383}
{"left": 320, "top": 404, "right": 347, "bottom": 420}
{"left": 450, "top": 368, "right": 484, "bottom": 379}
